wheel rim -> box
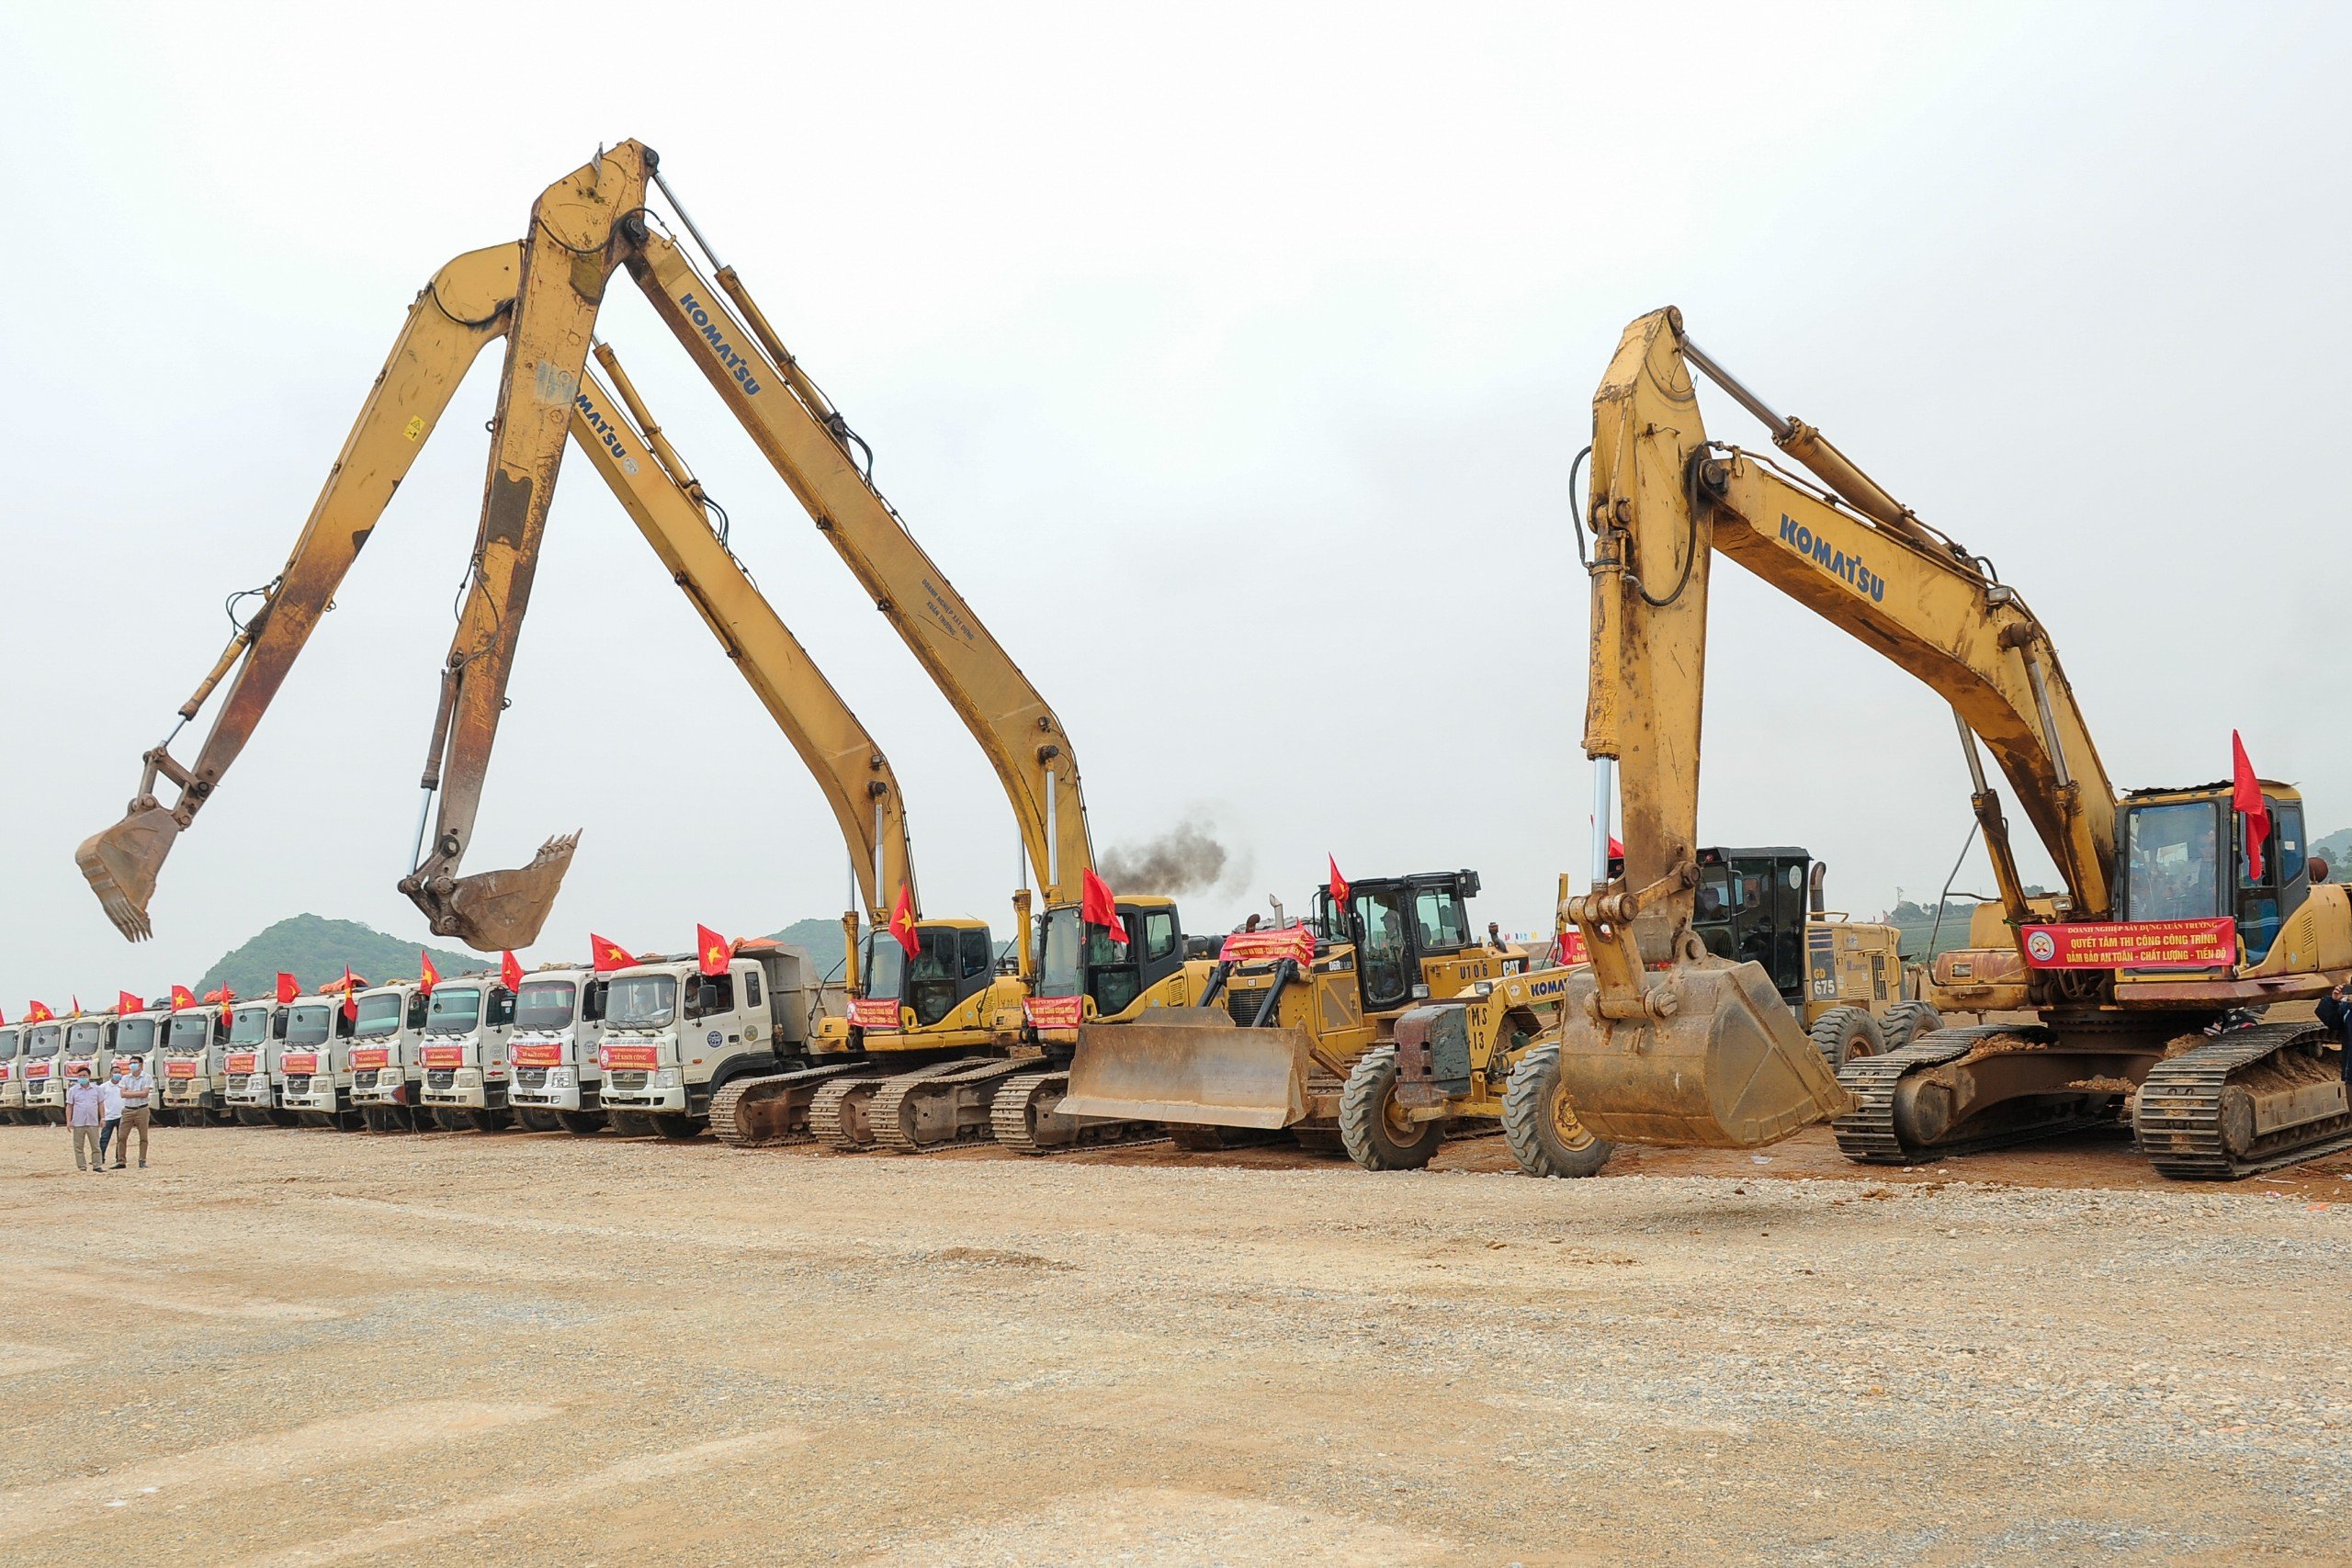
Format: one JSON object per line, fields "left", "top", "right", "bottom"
{"left": 1547, "top": 1083, "right": 1594, "bottom": 1150}
{"left": 1380, "top": 1082, "right": 1419, "bottom": 1144}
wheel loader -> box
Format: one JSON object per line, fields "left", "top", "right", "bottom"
{"left": 1548, "top": 307, "right": 2352, "bottom": 1179}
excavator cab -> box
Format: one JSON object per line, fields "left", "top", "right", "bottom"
{"left": 2119, "top": 784, "right": 2310, "bottom": 964}
{"left": 1032, "top": 897, "right": 1193, "bottom": 1023}
{"left": 857, "top": 919, "right": 999, "bottom": 1032}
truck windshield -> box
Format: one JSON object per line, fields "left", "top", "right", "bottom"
{"left": 514, "top": 980, "right": 577, "bottom": 1032}
{"left": 605, "top": 975, "right": 677, "bottom": 1029}
{"left": 2126, "top": 801, "right": 2222, "bottom": 921}
{"left": 166, "top": 1015, "right": 213, "bottom": 1050}
{"left": 286, "top": 1007, "right": 334, "bottom": 1046}
{"left": 353, "top": 995, "right": 404, "bottom": 1036}
{"left": 426, "top": 988, "right": 482, "bottom": 1035}
{"left": 230, "top": 1009, "right": 273, "bottom": 1046}
{"left": 0, "top": 1030, "right": 16, "bottom": 1057}
{"left": 27, "top": 1027, "right": 61, "bottom": 1057}
{"left": 114, "top": 1020, "right": 157, "bottom": 1053}
{"left": 67, "top": 1023, "right": 104, "bottom": 1054}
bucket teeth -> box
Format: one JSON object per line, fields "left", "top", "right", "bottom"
{"left": 75, "top": 807, "right": 182, "bottom": 942}
{"left": 404, "top": 831, "right": 580, "bottom": 952}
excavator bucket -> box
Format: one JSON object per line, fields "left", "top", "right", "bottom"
{"left": 1550, "top": 958, "right": 1854, "bottom": 1148}
{"left": 1057, "top": 1007, "right": 1310, "bottom": 1129}
{"left": 404, "top": 832, "right": 579, "bottom": 952}
{"left": 75, "top": 806, "right": 182, "bottom": 942}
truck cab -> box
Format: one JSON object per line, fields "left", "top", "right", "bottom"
{"left": 1027, "top": 897, "right": 1204, "bottom": 1042}
{"left": 417, "top": 976, "right": 517, "bottom": 1130}
{"left": 597, "top": 945, "right": 827, "bottom": 1133}
{"left": 222, "top": 1003, "right": 292, "bottom": 1125}
{"left": 277, "top": 994, "right": 360, "bottom": 1127}
{"left": 349, "top": 981, "right": 430, "bottom": 1128}
{"left": 160, "top": 1009, "right": 232, "bottom": 1122}
{"left": 109, "top": 1006, "right": 171, "bottom": 1115}
{"left": 0, "top": 1026, "right": 22, "bottom": 1122}
{"left": 850, "top": 918, "right": 1023, "bottom": 1053}
{"left": 62, "top": 1014, "right": 123, "bottom": 1090}
{"left": 504, "top": 965, "right": 609, "bottom": 1134}
{"left": 20, "top": 1021, "right": 64, "bottom": 1121}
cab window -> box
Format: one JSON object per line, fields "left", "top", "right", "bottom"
{"left": 2125, "top": 801, "right": 2222, "bottom": 921}
{"left": 743, "top": 970, "right": 762, "bottom": 1010}
{"left": 688, "top": 975, "right": 736, "bottom": 1020}
{"left": 1412, "top": 887, "right": 1468, "bottom": 952}
{"left": 960, "top": 930, "right": 993, "bottom": 978}
{"left": 1140, "top": 910, "right": 1177, "bottom": 964}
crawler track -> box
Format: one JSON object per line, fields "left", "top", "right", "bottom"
{"left": 2134, "top": 1023, "right": 2352, "bottom": 1179}
{"left": 1832, "top": 1027, "right": 2118, "bottom": 1165}
{"left": 709, "top": 1062, "right": 864, "bottom": 1149}
{"left": 989, "top": 1071, "right": 1167, "bottom": 1156}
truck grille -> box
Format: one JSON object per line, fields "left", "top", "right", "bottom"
{"left": 516, "top": 1067, "right": 547, "bottom": 1089}
{"left": 426, "top": 1070, "right": 456, "bottom": 1091}
{"left": 225, "top": 1074, "right": 251, "bottom": 1094}
{"left": 285, "top": 1076, "right": 312, "bottom": 1095}
{"left": 609, "top": 1071, "right": 649, "bottom": 1091}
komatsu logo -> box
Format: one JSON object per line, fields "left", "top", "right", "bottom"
{"left": 571, "top": 394, "right": 641, "bottom": 476}
{"left": 677, "top": 292, "right": 764, "bottom": 396}
{"left": 1778, "top": 514, "right": 1886, "bottom": 604}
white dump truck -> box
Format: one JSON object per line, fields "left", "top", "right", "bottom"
{"left": 107, "top": 1001, "right": 173, "bottom": 1122}
{"left": 277, "top": 993, "right": 362, "bottom": 1129}
{"left": 20, "top": 1021, "right": 65, "bottom": 1122}
{"left": 221, "top": 1001, "right": 292, "bottom": 1126}
{"left": 503, "top": 964, "right": 608, "bottom": 1135}
{"left": 0, "top": 1024, "right": 25, "bottom": 1123}
{"left": 161, "top": 1007, "right": 233, "bottom": 1124}
{"left": 596, "top": 942, "right": 838, "bottom": 1138}
{"left": 416, "top": 974, "right": 517, "bottom": 1131}
{"left": 349, "top": 981, "right": 431, "bottom": 1131}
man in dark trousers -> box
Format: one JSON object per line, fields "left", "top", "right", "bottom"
{"left": 2320, "top": 985, "right": 2352, "bottom": 1082}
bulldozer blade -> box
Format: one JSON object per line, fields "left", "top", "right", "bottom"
{"left": 75, "top": 806, "right": 182, "bottom": 942}
{"left": 1057, "top": 1007, "right": 1310, "bottom": 1130}
{"left": 1551, "top": 958, "right": 1855, "bottom": 1149}
{"left": 405, "top": 832, "right": 579, "bottom": 952}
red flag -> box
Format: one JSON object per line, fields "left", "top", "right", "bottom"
{"left": 1610, "top": 836, "right": 1625, "bottom": 858}
{"left": 275, "top": 972, "right": 299, "bottom": 1005}
{"left": 2232, "top": 730, "right": 2270, "bottom": 883}
{"left": 72, "top": 996, "right": 82, "bottom": 1018}
{"left": 0, "top": 1006, "right": 6, "bottom": 1026}
{"left": 591, "top": 934, "right": 637, "bottom": 974}
{"left": 25, "top": 1001, "right": 49, "bottom": 1023}
{"left": 501, "top": 950, "right": 526, "bottom": 992}
{"left": 170, "top": 986, "right": 195, "bottom": 1012}
{"left": 1327, "top": 854, "right": 1350, "bottom": 908}
{"left": 341, "top": 966, "right": 360, "bottom": 1021}
{"left": 696, "top": 925, "right": 731, "bottom": 978}
{"left": 1080, "top": 867, "right": 1128, "bottom": 946}
{"left": 888, "top": 886, "right": 920, "bottom": 957}
{"left": 202, "top": 986, "right": 233, "bottom": 1021}
{"left": 419, "top": 951, "right": 440, "bottom": 995}
{"left": 118, "top": 990, "right": 143, "bottom": 1017}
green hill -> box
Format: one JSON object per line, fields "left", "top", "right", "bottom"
{"left": 195, "top": 916, "right": 479, "bottom": 998}
{"left": 765, "top": 918, "right": 865, "bottom": 984}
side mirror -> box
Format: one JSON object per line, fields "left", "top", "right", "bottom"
{"left": 2311, "top": 855, "right": 2331, "bottom": 885}
{"left": 698, "top": 980, "right": 722, "bottom": 1013}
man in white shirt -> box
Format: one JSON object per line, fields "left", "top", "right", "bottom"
{"left": 96, "top": 1073, "right": 124, "bottom": 1168}
{"left": 115, "top": 1060, "right": 154, "bottom": 1169}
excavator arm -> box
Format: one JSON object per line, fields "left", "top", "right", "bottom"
{"left": 566, "top": 349, "right": 917, "bottom": 925}
{"left": 74, "top": 242, "right": 522, "bottom": 941}
{"left": 1555, "top": 307, "right": 2121, "bottom": 1148}
{"left": 615, "top": 226, "right": 1094, "bottom": 905}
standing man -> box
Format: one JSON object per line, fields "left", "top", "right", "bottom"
{"left": 2319, "top": 984, "right": 2352, "bottom": 1084}
{"left": 65, "top": 1071, "right": 106, "bottom": 1173}
{"left": 96, "top": 1070, "right": 124, "bottom": 1167}
{"left": 114, "top": 1056, "right": 153, "bottom": 1169}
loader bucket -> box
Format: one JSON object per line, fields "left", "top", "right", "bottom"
{"left": 402, "top": 832, "right": 579, "bottom": 952}
{"left": 1057, "top": 1007, "right": 1310, "bottom": 1129}
{"left": 75, "top": 806, "right": 181, "bottom": 942}
{"left": 1551, "top": 957, "right": 1854, "bottom": 1148}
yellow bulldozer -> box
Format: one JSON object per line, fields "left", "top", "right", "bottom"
{"left": 1546, "top": 307, "right": 2352, "bottom": 1179}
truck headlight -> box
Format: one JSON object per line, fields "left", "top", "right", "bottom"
{"left": 654, "top": 1067, "right": 682, "bottom": 1089}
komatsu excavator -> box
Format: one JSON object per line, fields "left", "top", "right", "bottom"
{"left": 1533, "top": 308, "right": 2352, "bottom": 1179}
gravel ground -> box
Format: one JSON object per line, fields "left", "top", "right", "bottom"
{"left": 3, "top": 1121, "right": 2349, "bottom": 1565}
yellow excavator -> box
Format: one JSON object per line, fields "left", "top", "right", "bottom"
{"left": 1544, "top": 307, "right": 2352, "bottom": 1179}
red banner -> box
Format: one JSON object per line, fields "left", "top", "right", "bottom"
{"left": 2022, "top": 918, "right": 2237, "bottom": 971}
{"left": 1554, "top": 928, "right": 1589, "bottom": 967}
{"left": 224, "top": 1051, "right": 258, "bottom": 1074}
{"left": 1023, "top": 995, "right": 1085, "bottom": 1031}
{"left": 601, "top": 1043, "right": 660, "bottom": 1070}
{"left": 28, "top": 1061, "right": 51, "bottom": 1079}
{"left": 512, "top": 1042, "right": 564, "bottom": 1067}
{"left": 281, "top": 1053, "right": 319, "bottom": 1075}
{"left": 0, "top": 1065, "right": 9, "bottom": 1081}
{"left": 349, "top": 1046, "right": 390, "bottom": 1071}
{"left": 164, "top": 1060, "right": 198, "bottom": 1079}
{"left": 1217, "top": 926, "right": 1316, "bottom": 967}
{"left": 851, "top": 997, "right": 903, "bottom": 1033}
{"left": 420, "top": 1044, "right": 466, "bottom": 1068}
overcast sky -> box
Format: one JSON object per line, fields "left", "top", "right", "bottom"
{"left": 3, "top": 1, "right": 2346, "bottom": 999}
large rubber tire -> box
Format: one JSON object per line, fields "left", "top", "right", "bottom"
{"left": 606, "top": 1111, "right": 654, "bottom": 1137}
{"left": 646, "top": 1114, "right": 702, "bottom": 1141}
{"left": 514, "top": 1107, "right": 563, "bottom": 1134}
{"left": 1809, "top": 1006, "right": 1887, "bottom": 1069}
{"left": 1501, "top": 1043, "right": 1614, "bottom": 1178}
{"left": 1877, "top": 1000, "right": 1946, "bottom": 1055}
{"left": 554, "top": 1111, "right": 606, "bottom": 1136}
{"left": 1338, "top": 1046, "right": 1443, "bottom": 1171}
